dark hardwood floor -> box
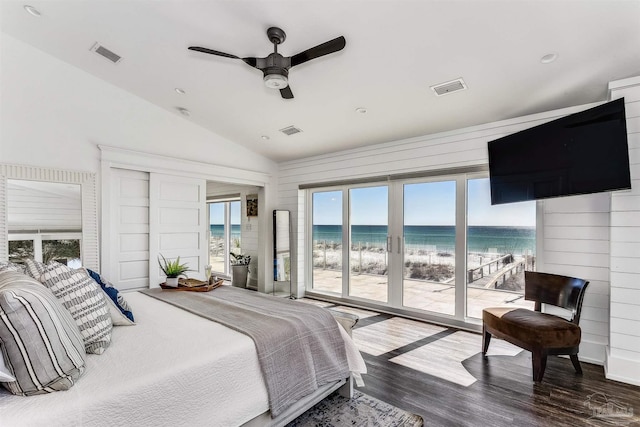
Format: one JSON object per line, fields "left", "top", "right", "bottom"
{"left": 306, "top": 300, "right": 640, "bottom": 427}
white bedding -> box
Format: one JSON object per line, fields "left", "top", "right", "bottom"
{"left": 0, "top": 292, "right": 270, "bottom": 427}
{"left": 0, "top": 291, "right": 366, "bottom": 427}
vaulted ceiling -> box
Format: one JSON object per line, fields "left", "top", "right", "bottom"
{"left": 2, "top": 0, "right": 639, "bottom": 162}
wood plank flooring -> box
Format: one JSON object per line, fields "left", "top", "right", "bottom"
{"left": 301, "top": 298, "right": 640, "bottom": 427}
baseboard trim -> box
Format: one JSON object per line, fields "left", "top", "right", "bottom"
{"left": 605, "top": 347, "right": 640, "bottom": 387}
{"left": 578, "top": 340, "right": 605, "bottom": 366}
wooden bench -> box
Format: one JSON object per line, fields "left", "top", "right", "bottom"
{"left": 482, "top": 271, "right": 589, "bottom": 382}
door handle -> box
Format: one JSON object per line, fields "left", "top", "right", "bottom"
{"left": 386, "top": 235, "right": 392, "bottom": 253}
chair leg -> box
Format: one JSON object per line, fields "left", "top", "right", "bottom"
{"left": 482, "top": 324, "right": 491, "bottom": 355}
{"left": 532, "top": 349, "right": 547, "bottom": 383}
{"left": 570, "top": 354, "right": 583, "bottom": 374}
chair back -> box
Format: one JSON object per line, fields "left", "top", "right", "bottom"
{"left": 524, "top": 271, "right": 590, "bottom": 323}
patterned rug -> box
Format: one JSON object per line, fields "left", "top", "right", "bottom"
{"left": 287, "top": 390, "right": 424, "bottom": 427}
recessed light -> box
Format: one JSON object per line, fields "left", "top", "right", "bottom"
{"left": 24, "top": 5, "right": 41, "bottom": 16}
{"left": 176, "top": 107, "right": 191, "bottom": 117}
{"left": 540, "top": 53, "right": 558, "bottom": 64}
{"left": 175, "top": 88, "right": 186, "bottom": 95}
{"left": 261, "top": 135, "right": 270, "bottom": 140}
{"left": 355, "top": 107, "right": 367, "bottom": 114}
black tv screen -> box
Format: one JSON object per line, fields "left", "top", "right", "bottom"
{"left": 488, "top": 98, "right": 631, "bottom": 205}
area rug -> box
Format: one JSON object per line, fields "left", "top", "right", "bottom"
{"left": 286, "top": 390, "right": 424, "bottom": 426}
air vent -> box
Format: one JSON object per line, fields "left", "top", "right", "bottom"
{"left": 90, "top": 42, "right": 122, "bottom": 64}
{"left": 279, "top": 126, "right": 303, "bottom": 136}
{"left": 430, "top": 78, "right": 467, "bottom": 96}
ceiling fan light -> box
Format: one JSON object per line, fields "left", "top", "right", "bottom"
{"left": 264, "top": 74, "right": 288, "bottom": 89}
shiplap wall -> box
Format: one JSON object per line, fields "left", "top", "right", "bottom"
{"left": 540, "top": 193, "right": 611, "bottom": 364}
{"left": 206, "top": 182, "right": 261, "bottom": 289}
{"left": 607, "top": 77, "right": 640, "bottom": 386}
{"left": 277, "top": 98, "right": 623, "bottom": 367}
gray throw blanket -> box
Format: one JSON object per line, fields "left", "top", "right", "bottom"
{"left": 141, "top": 287, "right": 349, "bottom": 417}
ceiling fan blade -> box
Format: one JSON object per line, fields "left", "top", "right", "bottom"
{"left": 280, "top": 86, "right": 294, "bottom": 99}
{"left": 189, "top": 46, "right": 260, "bottom": 69}
{"left": 188, "top": 46, "right": 240, "bottom": 60}
{"left": 290, "top": 36, "right": 346, "bottom": 67}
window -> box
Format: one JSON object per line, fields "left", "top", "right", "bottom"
{"left": 307, "top": 171, "right": 536, "bottom": 326}
{"left": 9, "top": 233, "right": 82, "bottom": 268}
{"left": 208, "top": 200, "right": 241, "bottom": 277}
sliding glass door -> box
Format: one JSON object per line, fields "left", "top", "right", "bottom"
{"left": 312, "top": 190, "right": 343, "bottom": 294}
{"left": 348, "top": 186, "right": 389, "bottom": 303}
{"left": 307, "top": 172, "right": 536, "bottom": 326}
{"left": 466, "top": 177, "right": 536, "bottom": 318}
{"left": 402, "top": 180, "right": 456, "bottom": 315}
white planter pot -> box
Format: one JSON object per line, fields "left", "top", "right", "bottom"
{"left": 165, "top": 277, "right": 179, "bottom": 287}
{"left": 231, "top": 265, "right": 249, "bottom": 288}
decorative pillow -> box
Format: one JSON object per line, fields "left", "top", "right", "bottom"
{"left": 22, "top": 258, "right": 47, "bottom": 279}
{"left": 86, "top": 268, "right": 135, "bottom": 326}
{"left": 39, "top": 262, "right": 113, "bottom": 354}
{"left": 0, "top": 261, "right": 26, "bottom": 275}
{"left": 0, "top": 350, "right": 16, "bottom": 382}
{"left": 0, "top": 271, "right": 86, "bottom": 395}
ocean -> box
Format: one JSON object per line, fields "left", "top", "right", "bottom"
{"left": 313, "top": 224, "right": 535, "bottom": 255}
{"left": 211, "top": 224, "right": 536, "bottom": 255}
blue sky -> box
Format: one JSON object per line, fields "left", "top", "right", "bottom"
{"left": 313, "top": 178, "right": 536, "bottom": 227}
{"left": 209, "top": 201, "right": 241, "bottom": 225}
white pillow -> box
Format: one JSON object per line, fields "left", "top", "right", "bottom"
{"left": 0, "top": 351, "right": 16, "bottom": 382}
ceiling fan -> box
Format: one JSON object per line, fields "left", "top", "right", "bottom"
{"left": 188, "top": 27, "right": 346, "bottom": 99}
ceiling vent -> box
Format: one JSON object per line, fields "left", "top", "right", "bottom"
{"left": 279, "top": 126, "right": 303, "bottom": 136}
{"left": 90, "top": 42, "right": 122, "bottom": 64}
{"left": 430, "top": 78, "right": 467, "bottom": 96}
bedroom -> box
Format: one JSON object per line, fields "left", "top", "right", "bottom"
{"left": 1, "top": 0, "right": 639, "bottom": 426}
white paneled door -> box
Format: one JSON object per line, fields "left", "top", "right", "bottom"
{"left": 149, "top": 173, "right": 207, "bottom": 288}
{"left": 110, "top": 169, "right": 150, "bottom": 291}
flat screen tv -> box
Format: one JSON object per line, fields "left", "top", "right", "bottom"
{"left": 488, "top": 98, "right": 631, "bottom": 205}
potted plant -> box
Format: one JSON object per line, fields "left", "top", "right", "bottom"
{"left": 230, "top": 252, "right": 251, "bottom": 288}
{"left": 158, "top": 254, "right": 191, "bottom": 287}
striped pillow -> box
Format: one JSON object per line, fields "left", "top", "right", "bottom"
{"left": 39, "top": 263, "right": 113, "bottom": 354}
{"left": 22, "top": 258, "right": 47, "bottom": 279}
{"left": 0, "top": 271, "right": 86, "bottom": 395}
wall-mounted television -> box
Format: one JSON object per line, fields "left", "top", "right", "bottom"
{"left": 488, "top": 98, "right": 631, "bottom": 205}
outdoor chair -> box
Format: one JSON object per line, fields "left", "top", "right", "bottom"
{"left": 482, "top": 271, "right": 590, "bottom": 382}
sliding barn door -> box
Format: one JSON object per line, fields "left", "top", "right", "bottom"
{"left": 149, "top": 173, "right": 207, "bottom": 288}
{"left": 109, "top": 169, "right": 150, "bottom": 291}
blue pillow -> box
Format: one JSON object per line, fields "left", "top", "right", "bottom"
{"left": 86, "top": 268, "right": 135, "bottom": 325}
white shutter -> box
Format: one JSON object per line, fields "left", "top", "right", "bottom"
{"left": 149, "top": 173, "right": 207, "bottom": 288}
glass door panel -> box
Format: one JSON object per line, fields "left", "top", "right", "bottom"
{"left": 208, "top": 200, "right": 241, "bottom": 276}
{"left": 312, "top": 191, "right": 343, "bottom": 294}
{"left": 402, "top": 181, "right": 456, "bottom": 315}
{"left": 209, "top": 202, "right": 226, "bottom": 274}
{"left": 466, "top": 178, "right": 536, "bottom": 318}
{"left": 348, "top": 186, "right": 388, "bottom": 302}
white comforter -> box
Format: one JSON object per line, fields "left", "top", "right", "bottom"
{"left": 0, "top": 292, "right": 365, "bottom": 427}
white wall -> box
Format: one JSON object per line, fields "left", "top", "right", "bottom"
{"left": 277, "top": 96, "right": 632, "bottom": 370}
{"left": 607, "top": 77, "right": 640, "bottom": 386}
{"left": 0, "top": 33, "right": 277, "bottom": 186}
{"left": 1, "top": 33, "right": 278, "bottom": 288}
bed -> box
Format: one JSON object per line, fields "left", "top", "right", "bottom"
{"left": 0, "top": 289, "right": 365, "bottom": 427}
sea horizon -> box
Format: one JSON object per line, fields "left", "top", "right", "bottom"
{"left": 210, "top": 224, "right": 536, "bottom": 255}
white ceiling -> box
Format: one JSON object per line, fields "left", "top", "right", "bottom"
{"left": 1, "top": 0, "right": 639, "bottom": 162}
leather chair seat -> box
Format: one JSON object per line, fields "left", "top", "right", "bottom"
{"left": 483, "top": 307, "right": 580, "bottom": 349}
